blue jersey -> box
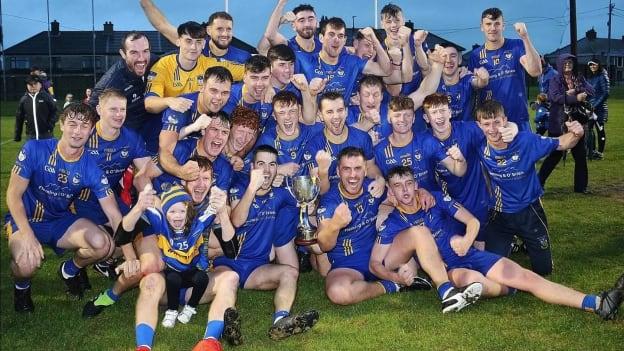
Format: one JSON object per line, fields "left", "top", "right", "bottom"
{"left": 256, "top": 123, "right": 323, "bottom": 176}
{"left": 469, "top": 39, "right": 529, "bottom": 124}
{"left": 301, "top": 126, "right": 374, "bottom": 183}
{"left": 273, "top": 82, "right": 303, "bottom": 103}
{"left": 146, "top": 205, "right": 215, "bottom": 272}
{"left": 222, "top": 83, "right": 273, "bottom": 129}
{"left": 429, "top": 121, "right": 487, "bottom": 219}
{"left": 287, "top": 35, "right": 323, "bottom": 54}
{"left": 153, "top": 138, "right": 233, "bottom": 194}
{"left": 478, "top": 132, "right": 559, "bottom": 213}
{"left": 228, "top": 183, "right": 297, "bottom": 261}
{"left": 202, "top": 41, "right": 251, "bottom": 67}
{"left": 373, "top": 133, "right": 446, "bottom": 191}
{"left": 317, "top": 179, "right": 383, "bottom": 267}
{"left": 11, "top": 139, "right": 112, "bottom": 221}
{"left": 346, "top": 102, "right": 391, "bottom": 143}
{"left": 294, "top": 50, "right": 367, "bottom": 102}
{"left": 161, "top": 92, "right": 202, "bottom": 136}
{"left": 438, "top": 74, "right": 476, "bottom": 121}
{"left": 378, "top": 192, "right": 461, "bottom": 249}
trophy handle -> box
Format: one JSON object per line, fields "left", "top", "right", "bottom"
{"left": 285, "top": 176, "right": 295, "bottom": 198}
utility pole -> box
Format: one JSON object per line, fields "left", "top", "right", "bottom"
{"left": 607, "top": 0, "right": 614, "bottom": 80}
{"left": 570, "top": 0, "right": 577, "bottom": 59}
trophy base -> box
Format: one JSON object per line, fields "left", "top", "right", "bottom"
{"left": 295, "top": 237, "right": 318, "bottom": 246}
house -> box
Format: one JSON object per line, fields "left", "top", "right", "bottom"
{"left": 545, "top": 28, "right": 624, "bottom": 82}
{"left": 1, "top": 21, "right": 257, "bottom": 100}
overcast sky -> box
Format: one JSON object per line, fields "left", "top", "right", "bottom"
{"left": 3, "top": 0, "right": 623, "bottom": 54}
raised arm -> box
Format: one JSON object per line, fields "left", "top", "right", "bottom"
{"left": 515, "top": 23, "right": 542, "bottom": 78}
{"left": 139, "top": 0, "right": 178, "bottom": 44}
{"left": 257, "top": 0, "right": 290, "bottom": 55}
{"left": 408, "top": 46, "right": 445, "bottom": 109}
{"left": 362, "top": 27, "right": 393, "bottom": 77}
{"left": 230, "top": 169, "right": 264, "bottom": 227}
{"left": 316, "top": 203, "right": 352, "bottom": 252}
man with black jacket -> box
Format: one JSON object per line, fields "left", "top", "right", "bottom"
{"left": 89, "top": 31, "right": 159, "bottom": 153}
{"left": 15, "top": 75, "right": 57, "bottom": 141}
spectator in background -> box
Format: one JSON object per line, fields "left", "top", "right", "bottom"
{"left": 15, "top": 75, "right": 57, "bottom": 141}
{"left": 63, "top": 93, "right": 74, "bottom": 109}
{"left": 83, "top": 88, "right": 93, "bottom": 104}
{"left": 586, "top": 58, "right": 610, "bottom": 160}
{"left": 30, "top": 66, "right": 55, "bottom": 99}
{"left": 533, "top": 93, "right": 550, "bottom": 135}
{"left": 538, "top": 56, "right": 557, "bottom": 96}
{"left": 538, "top": 54, "right": 594, "bottom": 194}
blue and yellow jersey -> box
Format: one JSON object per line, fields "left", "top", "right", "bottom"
{"left": 152, "top": 138, "right": 233, "bottom": 194}
{"left": 478, "top": 132, "right": 559, "bottom": 213}
{"left": 317, "top": 179, "right": 384, "bottom": 267}
{"left": 301, "top": 126, "right": 374, "bottom": 183}
{"left": 294, "top": 50, "right": 367, "bottom": 103}
{"left": 429, "top": 121, "right": 488, "bottom": 220}
{"left": 373, "top": 132, "right": 446, "bottom": 191}
{"left": 146, "top": 53, "right": 244, "bottom": 99}
{"left": 146, "top": 204, "right": 215, "bottom": 272}
{"left": 228, "top": 182, "right": 297, "bottom": 261}
{"left": 468, "top": 39, "right": 529, "bottom": 124}
{"left": 222, "top": 83, "right": 274, "bottom": 129}
{"left": 11, "top": 139, "right": 112, "bottom": 222}
{"left": 378, "top": 192, "right": 461, "bottom": 247}
{"left": 202, "top": 41, "right": 251, "bottom": 65}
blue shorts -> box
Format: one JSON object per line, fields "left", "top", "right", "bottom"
{"left": 440, "top": 240, "right": 502, "bottom": 275}
{"left": 5, "top": 214, "right": 81, "bottom": 255}
{"left": 213, "top": 256, "right": 266, "bottom": 288}
{"left": 74, "top": 196, "right": 130, "bottom": 226}
{"left": 329, "top": 254, "right": 377, "bottom": 282}
{"left": 273, "top": 205, "right": 298, "bottom": 247}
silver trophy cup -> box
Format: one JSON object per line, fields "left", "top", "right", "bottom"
{"left": 286, "top": 175, "right": 320, "bottom": 246}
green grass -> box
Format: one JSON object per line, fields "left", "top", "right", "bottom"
{"left": 1, "top": 92, "right": 624, "bottom": 351}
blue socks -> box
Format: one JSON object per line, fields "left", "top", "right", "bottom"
{"left": 379, "top": 280, "right": 400, "bottom": 294}
{"left": 582, "top": 294, "right": 599, "bottom": 311}
{"left": 15, "top": 281, "right": 31, "bottom": 290}
{"left": 203, "top": 320, "right": 225, "bottom": 339}
{"left": 136, "top": 323, "right": 154, "bottom": 349}
{"left": 437, "top": 281, "right": 453, "bottom": 300}
{"left": 106, "top": 288, "right": 120, "bottom": 302}
{"left": 273, "top": 310, "right": 290, "bottom": 324}
{"left": 61, "top": 259, "right": 80, "bottom": 278}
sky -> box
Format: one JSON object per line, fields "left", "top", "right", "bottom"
{"left": 3, "top": 0, "right": 624, "bottom": 55}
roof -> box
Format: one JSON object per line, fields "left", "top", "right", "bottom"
{"left": 546, "top": 37, "right": 624, "bottom": 58}
{"left": 4, "top": 30, "right": 257, "bottom": 56}
{"left": 344, "top": 27, "right": 465, "bottom": 52}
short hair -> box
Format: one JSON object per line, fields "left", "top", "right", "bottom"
{"left": 98, "top": 88, "right": 126, "bottom": 104}
{"left": 189, "top": 155, "right": 213, "bottom": 174}
{"left": 354, "top": 31, "right": 366, "bottom": 41}
{"left": 204, "top": 66, "right": 234, "bottom": 84}
{"left": 207, "top": 11, "right": 233, "bottom": 26}
{"left": 293, "top": 4, "right": 315, "bottom": 15}
{"left": 120, "top": 31, "right": 149, "bottom": 52}
{"left": 253, "top": 144, "right": 279, "bottom": 162}
{"left": 358, "top": 74, "right": 384, "bottom": 93}
{"left": 267, "top": 44, "right": 296, "bottom": 64}
{"left": 422, "top": 93, "right": 450, "bottom": 113}
{"left": 245, "top": 55, "right": 271, "bottom": 74}
{"left": 177, "top": 21, "right": 207, "bottom": 39}
{"left": 388, "top": 96, "right": 414, "bottom": 112}
{"left": 318, "top": 91, "right": 345, "bottom": 111}
{"left": 60, "top": 103, "right": 98, "bottom": 125}
{"left": 320, "top": 17, "right": 346, "bottom": 35}
{"left": 208, "top": 110, "right": 231, "bottom": 129}
{"left": 230, "top": 106, "right": 260, "bottom": 132}
{"left": 475, "top": 100, "right": 505, "bottom": 121}
{"left": 387, "top": 165, "right": 414, "bottom": 181}
{"left": 272, "top": 90, "right": 300, "bottom": 109}
{"left": 337, "top": 147, "right": 365, "bottom": 164}
{"left": 481, "top": 8, "right": 503, "bottom": 20}
{"left": 380, "top": 3, "right": 403, "bottom": 19}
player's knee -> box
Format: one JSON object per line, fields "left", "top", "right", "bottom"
{"left": 217, "top": 270, "right": 239, "bottom": 291}
{"left": 280, "top": 265, "right": 299, "bottom": 283}
{"left": 326, "top": 283, "right": 352, "bottom": 305}
{"left": 140, "top": 272, "right": 165, "bottom": 297}
{"left": 12, "top": 258, "right": 38, "bottom": 279}
{"left": 89, "top": 231, "right": 113, "bottom": 258}
{"left": 141, "top": 258, "right": 164, "bottom": 275}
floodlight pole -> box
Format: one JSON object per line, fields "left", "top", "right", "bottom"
{"left": 225, "top": 0, "right": 229, "bottom": 13}
{"left": 0, "top": 0, "right": 6, "bottom": 101}
{"left": 92, "top": 0, "right": 96, "bottom": 86}
{"left": 374, "top": 0, "right": 378, "bottom": 29}
{"left": 47, "top": 0, "right": 52, "bottom": 76}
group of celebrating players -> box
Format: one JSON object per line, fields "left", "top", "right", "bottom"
{"left": 5, "top": 1, "right": 624, "bottom": 350}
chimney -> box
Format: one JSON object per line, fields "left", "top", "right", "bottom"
{"left": 103, "top": 21, "right": 113, "bottom": 34}
{"left": 586, "top": 28, "right": 597, "bottom": 40}
{"left": 51, "top": 20, "right": 60, "bottom": 35}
